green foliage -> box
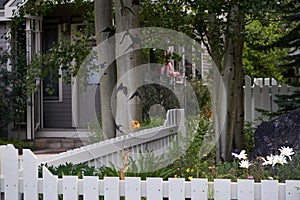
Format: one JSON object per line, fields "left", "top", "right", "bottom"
{"left": 267, "top": 0, "right": 299, "bottom": 79}
{"left": 256, "top": 88, "right": 300, "bottom": 119}
{"left": 243, "top": 122, "right": 256, "bottom": 154}
{"left": 0, "top": 17, "right": 28, "bottom": 132}
{"left": 140, "top": 0, "right": 194, "bottom": 36}
{"left": 189, "top": 79, "right": 211, "bottom": 114}
{"left": 243, "top": 20, "right": 289, "bottom": 82}
{"left": 126, "top": 150, "right": 176, "bottom": 180}
{"left": 141, "top": 117, "right": 164, "bottom": 129}
{"left": 0, "top": 138, "right": 34, "bottom": 151}
{"left": 0, "top": 69, "right": 14, "bottom": 132}
{"left": 39, "top": 162, "right": 99, "bottom": 179}
{"left": 168, "top": 116, "right": 214, "bottom": 179}
{"left": 276, "top": 154, "right": 300, "bottom": 182}
{"left": 87, "top": 120, "right": 104, "bottom": 143}
{"left": 274, "top": 90, "right": 300, "bottom": 114}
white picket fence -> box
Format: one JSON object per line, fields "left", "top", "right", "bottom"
{"left": 36, "top": 109, "right": 185, "bottom": 167}
{"left": 0, "top": 144, "right": 300, "bottom": 200}
{"left": 244, "top": 75, "right": 298, "bottom": 122}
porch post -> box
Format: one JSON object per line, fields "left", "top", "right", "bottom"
{"left": 26, "top": 18, "right": 33, "bottom": 140}
{"left": 25, "top": 17, "right": 42, "bottom": 140}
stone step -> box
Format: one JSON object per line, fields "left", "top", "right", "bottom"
{"left": 33, "top": 137, "right": 84, "bottom": 151}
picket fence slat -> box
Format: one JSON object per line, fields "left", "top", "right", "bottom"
{"left": 169, "top": 178, "right": 185, "bottom": 200}
{"left": 286, "top": 180, "right": 300, "bottom": 200}
{"left": 237, "top": 179, "right": 254, "bottom": 200}
{"left": 271, "top": 85, "right": 279, "bottom": 111}
{"left": 244, "top": 75, "right": 252, "bottom": 121}
{"left": 146, "top": 178, "right": 163, "bottom": 200}
{"left": 23, "top": 149, "right": 38, "bottom": 200}
{"left": 125, "top": 177, "right": 141, "bottom": 200}
{"left": 244, "top": 75, "right": 297, "bottom": 122}
{"left": 2, "top": 145, "right": 300, "bottom": 200}
{"left": 104, "top": 177, "right": 119, "bottom": 200}
{"left": 43, "top": 166, "right": 58, "bottom": 200}
{"left": 261, "top": 180, "right": 278, "bottom": 200}
{"left": 253, "top": 84, "right": 261, "bottom": 120}
{"left": 3, "top": 144, "right": 18, "bottom": 200}
{"left": 191, "top": 178, "right": 208, "bottom": 200}
{"left": 214, "top": 179, "right": 231, "bottom": 200}
{"left": 262, "top": 85, "right": 270, "bottom": 111}
{"left": 83, "top": 176, "right": 99, "bottom": 200}
{"left": 281, "top": 84, "right": 288, "bottom": 94}
{"left": 63, "top": 176, "right": 78, "bottom": 200}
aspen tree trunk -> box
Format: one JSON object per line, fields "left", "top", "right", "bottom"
{"left": 211, "top": 7, "right": 245, "bottom": 161}
{"left": 115, "top": 0, "right": 142, "bottom": 133}
{"left": 95, "top": 0, "right": 117, "bottom": 139}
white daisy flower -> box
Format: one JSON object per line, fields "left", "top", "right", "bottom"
{"left": 273, "top": 154, "right": 287, "bottom": 167}
{"left": 232, "top": 150, "right": 247, "bottom": 160}
{"left": 262, "top": 154, "right": 274, "bottom": 166}
{"left": 279, "top": 146, "right": 295, "bottom": 161}
{"left": 239, "top": 160, "right": 251, "bottom": 169}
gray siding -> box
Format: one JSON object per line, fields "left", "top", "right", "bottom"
{"left": 0, "top": 0, "right": 5, "bottom": 9}
{"left": 43, "top": 83, "right": 73, "bottom": 128}
{"left": 0, "top": 23, "right": 7, "bottom": 50}
{"left": 0, "top": 23, "right": 8, "bottom": 70}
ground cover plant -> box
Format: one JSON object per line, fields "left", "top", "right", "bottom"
{"left": 40, "top": 115, "right": 300, "bottom": 183}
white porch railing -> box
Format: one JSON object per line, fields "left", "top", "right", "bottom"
{"left": 36, "top": 109, "right": 185, "bottom": 167}
{"left": 0, "top": 145, "right": 299, "bottom": 200}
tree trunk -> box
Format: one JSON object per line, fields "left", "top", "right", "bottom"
{"left": 115, "top": 0, "right": 142, "bottom": 133}
{"left": 95, "top": 0, "right": 117, "bottom": 139}
{"left": 211, "top": 7, "right": 245, "bottom": 162}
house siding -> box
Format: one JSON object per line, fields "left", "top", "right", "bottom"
{"left": 43, "top": 82, "right": 73, "bottom": 128}
{"left": 0, "top": 23, "right": 7, "bottom": 51}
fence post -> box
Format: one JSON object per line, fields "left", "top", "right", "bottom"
{"left": 253, "top": 84, "right": 262, "bottom": 122}
{"left": 3, "top": 144, "right": 19, "bottom": 200}
{"left": 244, "top": 75, "right": 252, "bottom": 121}
{"left": 0, "top": 145, "right": 5, "bottom": 200}
{"left": 271, "top": 85, "right": 279, "bottom": 112}
{"left": 43, "top": 166, "right": 58, "bottom": 200}
{"left": 23, "top": 149, "right": 38, "bottom": 200}
{"left": 177, "top": 109, "right": 186, "bottom": 137}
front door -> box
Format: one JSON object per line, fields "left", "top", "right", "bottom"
{"left": 42, "top": 24, "right": 74, "bottom": 129}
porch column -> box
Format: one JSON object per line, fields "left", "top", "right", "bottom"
{"left": 26, "top": 18, "right": 33, "bottom": 140}
{"left": 25, "top": 17, "right": 43, "bottom": 140}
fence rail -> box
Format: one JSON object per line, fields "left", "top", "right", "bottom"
{"left": 36, "top": 109, "right": 185, "bottom": 167}
{"left": 0, "top": 145, "right": 300, "bottom": 200}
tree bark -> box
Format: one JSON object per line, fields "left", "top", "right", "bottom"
{"left": 115, "top": 0, "right": 142, "bottom": 133}
{"left": 95, "top": 0, "right": 117, "bottom": 139}
{"left": 210, "top": 6, "right": 245, "bottom": 161}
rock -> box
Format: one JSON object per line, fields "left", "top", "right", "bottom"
{"left": 252, "top": 108, "right": 300, "bottom": 159}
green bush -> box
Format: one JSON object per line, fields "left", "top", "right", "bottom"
{"left": 0, "top": 138, "right": 34, "bottom": 151}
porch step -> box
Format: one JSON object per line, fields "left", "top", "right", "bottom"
{"left": 33, "top": 137, "right": 85, "bottom": 153}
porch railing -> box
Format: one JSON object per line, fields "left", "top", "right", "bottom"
{"left": 36, "top": 109, "right": 185, "bottom": 167}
